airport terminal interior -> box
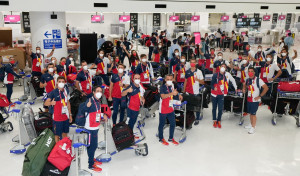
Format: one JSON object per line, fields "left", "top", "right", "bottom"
{"left": 1, "top": 0, "right": 300, "bottom": 175}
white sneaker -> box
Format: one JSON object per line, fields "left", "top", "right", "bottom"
{"left": 244, "top": 124, "right": 252, "bottom": 129}
{"left": 248, "top": 127, "right": 255, "bottom": 134}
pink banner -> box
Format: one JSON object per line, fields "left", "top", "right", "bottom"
{"left": 169, "top": 16, "right": 179, "bottom": 22}
{"left": 194, "top": 32, "right": 201, "bottom": 45}
{"left": 191, "top": 16, "right": 200, "bottom": 22}
{"left": 91, "top": 15, "right": 104, "bottom": 23}
{"left": 4, "top": 15, "right": 20, "bottom": 24}
{"left": 221, "top": 16, "right": 229, "bottom": 22}
{"left": 279, "top": 15, "right": 286, "bottom": 20}
{"left": 263, "top": 15, "right": 271, "bottom": 21}
{"left": 119, "top": 15, "right": 130, "bottom": 23}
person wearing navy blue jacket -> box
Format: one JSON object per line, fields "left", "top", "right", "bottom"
{"left": 158, "top": 74, "right": 183, "bottom": 146}
{"left": 4, "top": 57, "right": 23, "bottom": 103}
{"left": 80, "top": 86, "right": 110, "bottom": 172}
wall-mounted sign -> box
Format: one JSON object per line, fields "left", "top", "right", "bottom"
{"left": 43, "top": 29, "right": 62, "bottom": 49}
{"left": 130, "top": 13, "right": 138, "bottom": 33}
{"left": 22, "top": 12, "right": 30, "bottom": 33}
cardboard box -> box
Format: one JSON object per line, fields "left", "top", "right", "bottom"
{"left": 0, "top": 48, "right": 26, "bottom": 70}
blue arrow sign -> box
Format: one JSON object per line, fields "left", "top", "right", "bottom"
{"left": 44, "top": 31, "right": 52, "bottom": 38}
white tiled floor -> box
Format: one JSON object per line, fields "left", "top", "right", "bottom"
{"left": 0, "top": 43, "right": 300, "bottom": 176}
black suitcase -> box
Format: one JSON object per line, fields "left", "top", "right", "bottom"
{"left": 112, "top": 122, "right": 135, "bottom": 151}
{"left": 232, "top": 97, "right": 247, "bottom": 113}
{"left": 223, "top": 96, "right": 233, "bottom": 112}
{"left": 143, "top": 89, "right": 158, "bottom": 109}
{"left": 92, "top": 75, "right": 103, "bottom": 87}
{"left": 35, "top": 112, "right": 53, "bottom": 135}
{"left": 40, "top": 161, "right": 70, "bottom": 176}
{"left": 159, "top": 64, "right": 168, "bottom": 78}
{"left": 174, "top": 110, "right": 195, "bottom": 129}
{"left": 182, "top": 93, "right": 201, "bottom": 107}
{"left": 31, "top": 76, "right": 44, "bottom": 97}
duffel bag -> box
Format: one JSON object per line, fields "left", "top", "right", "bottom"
{"left": 143, "top": 90, "right": 157, "bottom": 109}
{"left": 182, "top": 93, "right": 201, "bottom": 107}
{"left": 48, "top": 137, "right": 73, "bottom": 171}
{"left": 67, "top": 74, "right": 77, "bottom": 84}
{"left": 34, "top": 112, "right": 53, "bottom": 135}
{"left": 40, "top": 161, "right": 70, "bottom": 176}
{"left": 174, "top": 110, "right": 195, "bottom": 129}
{"left": 112, "top": 122, "right": 135, "bottom": 151}
{"left": 278, "top": 81, "right": 300, "bottom": 92}
{"left": 22, "top": 128, "right": 55, "bottom": 176}
{"left": 0, "top": 93, "right": 9, "bottom": 107}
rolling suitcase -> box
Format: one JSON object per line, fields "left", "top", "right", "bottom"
{"left": 40, "top": 161, "right": 70, "bottom": 176}
{"left": 143, "top": 89, "right": 157, "bottom": 109}
{"left": 35, "top": 112, "right": 53, "bottom": 135}
{"left": 22, "top": 128, "right": 55, "bottom": 176}
{"left": 69, "top": 90, "right": 87, "bottom": 124}
{"left": 174, "top": 110, "right": 195, "bottom": 129}
{"left": 112, "top": 122, "right": 135, "bottom": 151}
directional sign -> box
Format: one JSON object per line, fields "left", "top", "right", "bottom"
{"left": 43, "top": 29, "right": 62, "bottom": 49}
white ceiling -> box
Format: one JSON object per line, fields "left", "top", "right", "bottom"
{"left": 1, "top": 0, "right": 300, "bottom": 12}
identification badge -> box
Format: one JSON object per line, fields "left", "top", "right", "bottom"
{"left": 263, "top": 72, "right": 267, "bottom": 78}
{"left": 144, "top": 73, "right": 149, "bottom": 79}
{"left": 86, "top": 83, "right": 90, "bottom": 90}
{"left": 36, "top": 62, "right": 40, "bottom": 67}
{"left": 169, "top": 100, "right": 173, "bottom": 107}
{"left": 180, "top": 73, "right": 185, "bottom": 79}
{"left": 62, "top": 106, "right": 68, "bottom": 114}
{"left": 248, "top": 91, "right": 251, "bottom": 97}
{"left": 96, "top": 113, "right": 101, "bottom": 122}
{"left": 220, "top": 85, "right": 224, "bottom": 91}
{"left": 210, "top": 64, "right": 213, "bottom": 68}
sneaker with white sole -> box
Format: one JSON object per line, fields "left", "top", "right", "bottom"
{"left": 248, "top": 127, "right": 255, "bottom": 134}
{"left": 244, "top": 124, "right": 252, "bottom": 129}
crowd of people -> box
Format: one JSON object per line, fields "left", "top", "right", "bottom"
{"left": 2, "top": 29, "right": 298, "bottom": 172}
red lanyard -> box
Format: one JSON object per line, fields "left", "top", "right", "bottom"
{"left": 92, "top": 97, "right": 101, "bottom": 113}
{"left": 141, "top": 63, "right": 148, "bottom": 73}
{"left": 59, "top": 90, "right": 67, "bottom": 106}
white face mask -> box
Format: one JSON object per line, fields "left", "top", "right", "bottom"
{"left": 220, "top": 67, "right": 226, "bottom": 73}
{"left": 158, "top": 45, "right": 162, "bottom": 48}
{"left": 52, "top": 60, "right": 56, "bottom": 64}
{"left": 180, "top": 59, "right": 185, "bottom": 63}
{"left": 69, "top": 58, "right": 73, "bottom": 61}
{"left": 242, "top": 60, "right": 248, "bottom": 65}
{"left": 95, "top": 92, "right": 102, "bottom": 99}
{"left": 36, "top": 50, "right": 41, "bottom": 54}
{"left": 166, "top": 81, "right": 173, "bottom": 86}
{"left": 58, "top": 83, "right": 65, "bottom": 89}
{"left": 281, "top": 53, "right": 287, "bottom": 57}
{"left": 118, "top": 68, "right": 124, "bottom": 74}
{"left": 142, "top": 58, "right": 147, "bottom": 62}
{"left": 134, "top": 79, "right": 140, "bottom": 85}
{"left": 175, "top": 52, "right": 179, "bottom": 56}
{"left": 99, "top": 54, "right": 104, "bottom": 57}
{"left": 218, "top": 56, "right": 223, "bottom": 60}
{"left": 258, "top": 48, "right": 262, "bottom": 52}
{"left": 266, "top": 57, "right": 271, "bottom": 62}
{"left": 83, "top": 65, "right": 88, "bottom": 71}
{"left": 48, "top": 68, "right": 54, "bottom": 73}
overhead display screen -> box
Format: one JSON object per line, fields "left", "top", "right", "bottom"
{"left": 236, "top": 18, "right": 261, "bottom": 28}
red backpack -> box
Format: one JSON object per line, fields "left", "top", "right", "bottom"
{"left": 47, "top": 137, "right": 74, "bottom": 171}
{"left": 145, "top": 40, "right": 151, "bottom": 47}
{"left": 278, "top": 81, "right": 300, "bottom": 92}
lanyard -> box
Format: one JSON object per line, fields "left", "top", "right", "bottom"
{"left": 141, "top": 63, "right": 149, "bottom": 73}
{"left": 85, "top": 72, "right": 91, "bottom": 85}
{"left": 217, "top": 72, "right": 225, "bottom": 85}
{"left": 166, "top": 85, "right": 173, "bottom": 100}
{"left": 119, "top": 75, "right": 123, "bottom": 91}
{"left": 59, "top": 90, "right": 67, "bottom": 106}
{"left": 92, "top": 97, "right": 101, "bottom": 113}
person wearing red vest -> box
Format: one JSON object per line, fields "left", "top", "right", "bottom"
{"left": 243, "top": 67, "right": 268, "bottom": 134}
{"left": 169, "top": 49, "right": 180, "bottom": 74}
{"left": 44, "top": 76, "right": 72, "bottom": 142}
{"left": 135, "top": 54, "right": 155, "bottom": 86}
{"left": 152, "top": 43, "right": 162, "bottom": 63}
{"left": 122, "top": 74, "right": 145, "bottom": 130}
{"left": 40, "top": 63, "right": 56, "bottom": 112}
{"left": 210, "top": 63, "right": 232, "bottom": 128}
{"left": 108, "top": 64, "right": 130, "bottom": 125}
{"left": 90, "top": 50, "right": 111, "bottom": 86}
{"left": 79, "top": 86, "right": 111, "bottom": 172}
{"left": 26, "top": 44, "right": 55, "bottom": 77}
{"left": 75, "top": 60, "right": 93, "bottom": 98}
{"left": 158, "top": 74, "right": 183, "bottom": 146}
{"left": 277, "top": 48, "right": 297, "bottom": 78}
{"left": 3, "top": 57, "right": 23, "bottom": 103}
{"left": 174, "top": 55, "right": 190, "bottom": 92}
{"left": 235, "top": 53, "right": 251, "bottom": 84}
{"left": 56, "top": 57, "right": 67, "bottom": 81}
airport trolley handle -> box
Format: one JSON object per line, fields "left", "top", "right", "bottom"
{"left": 73, "top": 128, "right": 91, "bottom": 148}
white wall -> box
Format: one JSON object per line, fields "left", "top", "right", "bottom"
{"left": 1, "top": 0, "right": 300, "bottom": 13}
{"left": 30, "top": 12, "right": 67, "bottom": 59}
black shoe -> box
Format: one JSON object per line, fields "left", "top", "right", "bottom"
{"left": 194, "top": 120, "right": 200, "bottom": 125}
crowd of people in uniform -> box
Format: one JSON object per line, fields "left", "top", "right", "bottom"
{"left": 2, "top": 31, "right": 298, "bottom": 172}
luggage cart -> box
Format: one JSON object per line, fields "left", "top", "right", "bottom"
{"left": 224, "top": 91, "right": 246, "bottom": 125}
{"left": 156, "top": 101, "right": 188, "bottom": 143}
{"left": 68, "top": 128, "right": 93, "bottom": 176}
{"left": 96, "top": 116, "right": 148, "bottom": 163}
{"left": 272, "top": 90, "right": 300, "bottom": 127}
